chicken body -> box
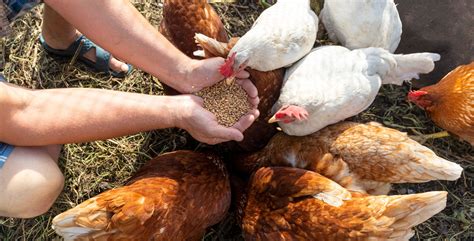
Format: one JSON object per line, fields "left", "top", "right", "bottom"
{"left": 195, "top": 34, "right": 284, "bottom": 152}
{"left": 226, "top": 0, "right": 318, "bottom": 73}
{"left": 409, "top": 62, "right": 474, "bottom": 145}
{"left": 320, "top": 0, "right": 402, "bottom": 53}
{"left": 274, "top": 46, "right": 440, "bottom": 136}
{"left": 234, "top": 122, "right": 462, "bottom": 195}
{"left": 159, "top": 0, "right": 228, "bottom": 58}
{"left": 52, "top": 151, "right": 231, "bottom": 241}
{"left": 242, "top": 167, "right": 448, "bottom": 241}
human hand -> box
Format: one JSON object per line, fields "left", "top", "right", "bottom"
{"left": 174, "top": 92, "right": 260, "bottom": 145}
{"left": 178, "top": 57, "right": 250, "bottom": 94}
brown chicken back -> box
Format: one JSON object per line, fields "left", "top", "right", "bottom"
{"left": 159, "top": 0, "right": 228, "bottom": 95}
{"left": 242, "top": 167, "right": 447, "bottom": 241}
{"left": 233, "top": 121, "right": 462, "bottom": 195}
{"left": 52, "top": 151, "right": 231, "bottom": 241}
{"left": 195, "top": 34, "right": 285, "bottom": 152}
{"left": 408, "top": 61, "right": 474, "bottom": 145}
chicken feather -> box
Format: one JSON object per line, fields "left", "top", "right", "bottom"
{"left": 226, "top": 0, "right": 318, "bottom": 73}
{"left": 233, "top": 121, "right": 462, "bottom": 195}
{"left": 409, "top": 62, "right": 474, "bottom": 145}
{"left": 52, "top": 151, "right": 231, "bottom": 241}
{"left": 242, "top": 167, "right": 448, "bottom": 241}
{"left": 159, "top": 0, "right": 228, "bottom": 95}
{"left": 273, "top": 46, "right": 440, "bottom": 136}
{"left": 320, "top": 0, "right": 402, "bottom": 53}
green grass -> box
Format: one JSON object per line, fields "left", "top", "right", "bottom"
{"left": 0, "top": 1, "right": 472, "bottom": 240}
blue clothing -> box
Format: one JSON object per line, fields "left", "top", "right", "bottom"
{"left": 1, "top": 0, "right": 42, "bottom": 37}
{"left": 0, "top": 143, "right": 14, "bottom": 168}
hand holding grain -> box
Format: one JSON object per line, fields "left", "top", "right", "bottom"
{"left": 175, "top": 91, "right": 259, "bottom": 145}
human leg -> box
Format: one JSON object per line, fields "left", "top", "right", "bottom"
{"left": 0, "top": 145, "right": 64, "bottom": 218}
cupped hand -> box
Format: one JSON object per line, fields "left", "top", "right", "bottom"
{"left": 175, "top": 94, "right": 260, "bottom": 145}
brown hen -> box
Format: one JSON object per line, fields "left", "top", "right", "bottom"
{"left": 408, "top": 61, "right": 474, "bottom": 145}
{"left": 159, "top": 0, "right": 228, "bottom": 95}
{"left": 52, "top": 151, "right": 231, "bottom": 241}
{"left": 195, "top": 33, "right": 285, "bottom": 152}
{"left": 160, "top": 0, "right": 228, "bottom": 57}
{"left": 234, "top": 121, "right": 462, "bottom": 194}
{"left": 241, "top": 167, "right": 448, "bottom": 241}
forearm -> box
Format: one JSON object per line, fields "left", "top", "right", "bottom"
{"left": 43, "top": 0, "right": 193, "bottom": 91}
{"left": 0, "top": 85, "right": 180, "bottom": 146}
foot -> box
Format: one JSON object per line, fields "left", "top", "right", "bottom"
{"left": 41, "top": 30, "right": 129, "bottom": 74}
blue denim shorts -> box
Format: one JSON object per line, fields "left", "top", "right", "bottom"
{"left": 0, "top": 143, "right": 14, "bottom": 168}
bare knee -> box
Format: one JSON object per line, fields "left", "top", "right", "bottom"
{"left": 0, "top": 146, "right": 64, "bottom": 218}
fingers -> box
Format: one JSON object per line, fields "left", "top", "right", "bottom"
{"left": 236, "top": 78, "right": 259, "bottom": 108}
{"left": 232, "top": 109, "right": 260, "bottom": 133}
{"left": 210, "top": 125, "right": 245, "bottom": 143}
{"left": 235, "top": 70, "right": 250, "bottom": 79}
{"left": 236, "top": 78, "right": 258, "bottom": 98}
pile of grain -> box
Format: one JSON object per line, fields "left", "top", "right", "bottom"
{"left": 196, "top": 80, "right": 252, "bottom": 127}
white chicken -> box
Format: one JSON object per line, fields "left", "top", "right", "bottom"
{"left": 269, "top": 46, "right": 440, "bottom": 136}
{"left": 320, "top": 0, "right": 402, "bottom": 53}
{"left": 219, "top": 0, "right": 318, "bottom": 78}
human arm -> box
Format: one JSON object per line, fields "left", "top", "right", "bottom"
{"left": 0, "top": 82, "right": 257, "bottom": 146}
{"left": 42, "top": 0, "right": 248, "bottom": 94}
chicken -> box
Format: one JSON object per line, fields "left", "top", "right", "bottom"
{"left": 408, "top": 61, "right": 474, "bottom": 145}
{"left": 159, "top": 0, "right": 228, "bottom": 58}
{"left": 219, "top": 0, "right": 318, "bottom": 80}
{"left": 241, "top": 167, "right": 448, "bottom": 241}
{"left": 159, "top": 0, "right": 228, "bottom": 95}
{"left": 320, "top": 0, "right": 402, "bottom": 53}
{"left": 195, "top": 33, "right": 284, "bottom": 152}
{"left": 233, "top": 121, "right": 462, "bottom": 195}
{"left": 269, "top": 46, "right": 440, "bottom": 136}
{"left": 52, "top": 151, "right": 231, "bottom": 241}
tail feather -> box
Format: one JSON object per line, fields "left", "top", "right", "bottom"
{"left": 52, "top": 199, "right": 107, "bottom": 240}
{"left": 384, "top": 191, "right": 447, "bottom": 240}
{"left": 194, "top": 33, "right": 230, "bottom": 58}
{"left": 383, "top": 52, "right": 440, "bottom": 85}
{"left": 402, "top": 141, "right": 463, "bottom": 182}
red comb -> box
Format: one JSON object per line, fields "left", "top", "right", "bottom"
{"left": 219, "top": 52, "right": 236, "bottom": 77}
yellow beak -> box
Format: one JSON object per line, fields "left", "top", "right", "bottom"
{"left": 268, "top": 115, "right": 278, "bottom": 123}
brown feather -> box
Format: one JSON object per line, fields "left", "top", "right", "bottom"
{"left": 159, "top": 0, "right": 228, "bottom": 95}
{"left": 419, "top": 61, "right": 474, "bottom": 145}
{"left": 52, "top": 151, "right": 231, "bottom": 241}
{"left": 233, "top": 121, "right": 462, "bottom": 194}
{"left": 241, "top": 167, "right": 447, "bottom": 241}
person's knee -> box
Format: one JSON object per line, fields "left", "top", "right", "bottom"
{"left": 0, "top": 147, "right": 64, "bottom": 218}
{"left": 15, "top": 167, "right": 64, "bottom": 218}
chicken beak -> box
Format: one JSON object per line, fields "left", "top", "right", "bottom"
{"left": 225, "top": 76, "right": 236, "bottom": 85}
{"left": 268, "top": 115, "right": 278, "bottom": 123}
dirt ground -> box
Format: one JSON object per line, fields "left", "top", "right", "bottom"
{"left": 0, "top": 1, "right": 472, "bottom": 240}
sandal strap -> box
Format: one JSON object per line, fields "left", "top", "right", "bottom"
{"left": 74, "top": 35, "right": 111, "bottom": 73}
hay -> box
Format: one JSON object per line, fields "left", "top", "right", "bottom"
{"left": 0, "top": 1, "right": 472, "bottom": 240}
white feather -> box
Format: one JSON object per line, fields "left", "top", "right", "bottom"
{"left": 274, "top": 46, "right": 439, "bottom": 136}
{"left": 229, "top": 0, "right": 318, "bottom": 71}
{"left": 320, "top": 0, "right": 402, "bottom": 53}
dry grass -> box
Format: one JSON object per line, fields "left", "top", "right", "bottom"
{"left": 0, "top": 1, "right": 472, "bottom": 240}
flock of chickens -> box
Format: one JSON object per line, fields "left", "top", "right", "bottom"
{"left": 51, "top": 0, "right": 472, "bottom": 240}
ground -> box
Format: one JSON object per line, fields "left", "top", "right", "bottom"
{"left": 0, "top": 1, "right": 472, "bottom": 240}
